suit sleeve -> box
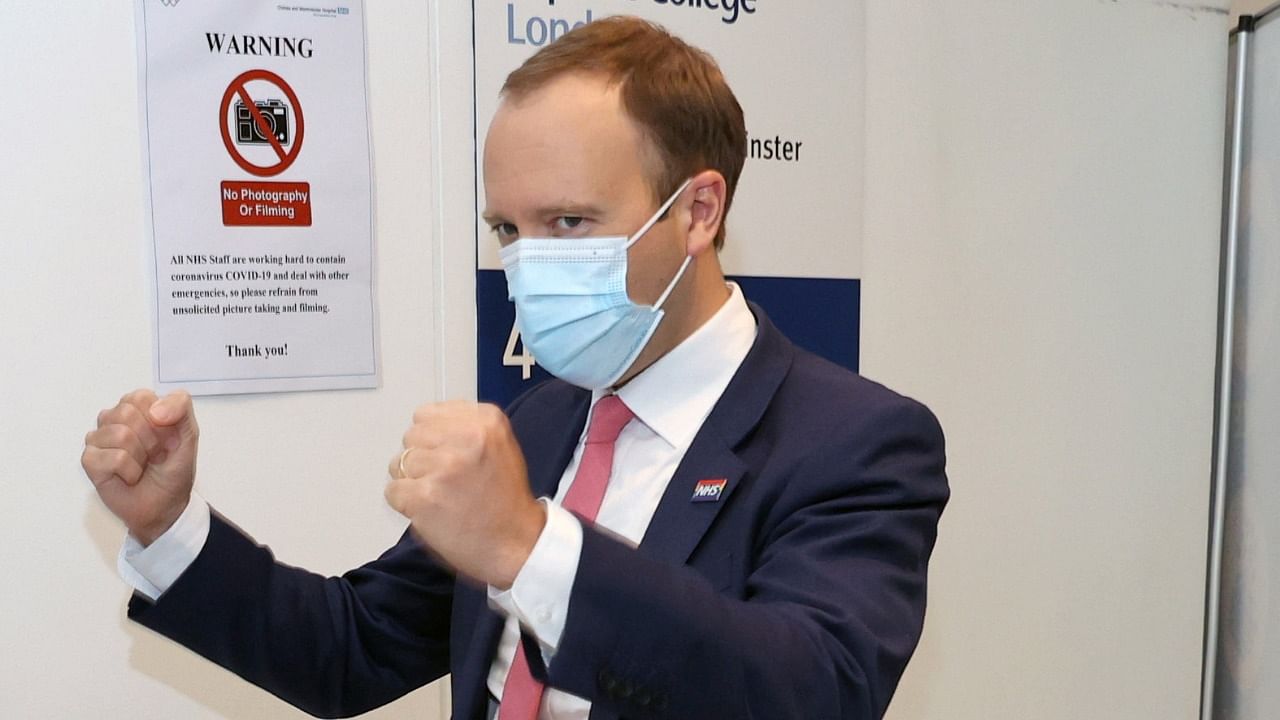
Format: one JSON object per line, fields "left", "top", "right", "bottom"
{"left": 121, "top": 384, "right": 556, "bottom": 718}
{"left": 539, "top": 397, "right": 949, "bottom": 720}
{"left": 127, "top": 514, "right": 455, "bottom": 719}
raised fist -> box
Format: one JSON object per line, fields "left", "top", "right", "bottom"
{"left": 81, "top": 389, "right": 200, "bottom": 546}
{"left": 385, "top": 400, "right": 544, "bottom": 589}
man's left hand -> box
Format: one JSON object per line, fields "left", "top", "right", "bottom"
{"left": 386, "top": 400, "right": 546, "bottom": 589}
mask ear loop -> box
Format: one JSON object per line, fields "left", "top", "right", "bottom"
{"left": 652, "top": 255, "right": 694, "bottom": 311}
{"left": 624, "top": 177, "right": 696, "bottom": 311}
{"left": 624, "top": 178, "right": 694, "bottom": 249}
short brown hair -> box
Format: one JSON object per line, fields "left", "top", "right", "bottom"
{"left": 502, "top": 16, "right": 747, "bottom": 249}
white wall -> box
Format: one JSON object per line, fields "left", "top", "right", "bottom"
{"left": 0, "top": 1, "right": 451, "bottom": 717}
{"left": 863, "top": 3, "right": 1227, "bottom": 719}
{"left": 0, "top": 1, "right": 1232, "bottom": 718}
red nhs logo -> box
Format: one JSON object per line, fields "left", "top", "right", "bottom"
{"left": 692, "top": 479, "right": 728, "bottom": 503}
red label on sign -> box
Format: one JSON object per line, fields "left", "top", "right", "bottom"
{"left": 221, "top": 181, "right": 312, "bottom": 227}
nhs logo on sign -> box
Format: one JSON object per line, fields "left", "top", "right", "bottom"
{"left": 691, "top": 478, "right": 729, "bottom": 503}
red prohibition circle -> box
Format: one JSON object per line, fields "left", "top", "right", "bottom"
{"left": 219, "top": 69, "right": 305, "bottom": 177}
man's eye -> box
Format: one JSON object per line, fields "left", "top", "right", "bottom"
{"left": 491, "top": 223, "right": 518, "bottom": 240}
{"left": 554, "top": 216, "right": 585, "bottom": 231}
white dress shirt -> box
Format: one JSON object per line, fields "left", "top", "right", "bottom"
{"left": 119, "top": 283, "right": 757, "bottom": 720}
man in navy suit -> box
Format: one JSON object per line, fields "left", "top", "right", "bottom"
{"left": 82, "top": 17, "right": 948, "bottom": 719}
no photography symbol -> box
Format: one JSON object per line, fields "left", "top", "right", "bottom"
{"left": 219, "top": 69, "right": 306, "bottom": 177}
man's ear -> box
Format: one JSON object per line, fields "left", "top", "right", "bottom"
{"left": 684, "top": 170, "right": 727, "bottom": 256}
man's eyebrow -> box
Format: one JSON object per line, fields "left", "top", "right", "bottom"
{"left": 482, "top": 203, "right": 608, "bottom": 226}
{"left": 535, "top": 202, "right": 606, "bottom": 218}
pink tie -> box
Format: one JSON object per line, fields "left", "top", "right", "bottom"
{"left": 498, "top": 395, "right": 635, "bottom": 720}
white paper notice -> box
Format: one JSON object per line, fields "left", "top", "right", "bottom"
{"left": 136, "top": 0, "right": 376, "bottom": 395}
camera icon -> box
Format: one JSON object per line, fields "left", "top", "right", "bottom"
{"left": 235, "top": 99, "right": 289, "bottom": 145}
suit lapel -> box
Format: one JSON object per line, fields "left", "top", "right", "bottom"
{"left": 638, "top": 303, "right": 793, "bottom": 566}
{"left": 450, "top": 584, "right": 504, "bottom": 720}
{"left": 523, "top": 384, "right": 592, "bottom": 498}
{"left": 637, "top": 435, "right": 747, "bottom": 565}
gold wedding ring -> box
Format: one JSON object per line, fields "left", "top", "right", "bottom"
{"left": 398, "top": 447, "right": 416, "bottom": 478}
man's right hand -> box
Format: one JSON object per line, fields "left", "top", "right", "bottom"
{"left": 82, "top": 390, "right": 200, "bottom": 546}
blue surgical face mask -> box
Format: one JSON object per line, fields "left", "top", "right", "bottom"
{"left": 499, "top": 179, "right": 694, "bottom": 390}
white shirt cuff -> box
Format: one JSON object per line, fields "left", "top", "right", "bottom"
{"left": 487, "top": 498, "right": 583, "bottom": 657}
{"left": 117, "top": 493, "right": 211, "bottom": 602}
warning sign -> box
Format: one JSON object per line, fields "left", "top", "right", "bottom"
{"left": 135, "top": 0, "right": 376, "bottom": 396}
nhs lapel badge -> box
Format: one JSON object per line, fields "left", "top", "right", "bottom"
{"left": 692, "top": 478, "right": 728, "bottom": 503}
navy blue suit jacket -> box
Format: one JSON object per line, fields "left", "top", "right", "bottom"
{"left": 129, "top": 305, "right": 949, "bottom": 719}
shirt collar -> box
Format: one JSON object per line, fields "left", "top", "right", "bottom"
{"left": 597, "top": 282, "right": 758, "bottom": 449}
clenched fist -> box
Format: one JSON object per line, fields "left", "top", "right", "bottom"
{"left": 81, "top": 390, "right": 199, "bottom": 546}
{"left": 385, "top": 401, "right": 545, "bottom": 590}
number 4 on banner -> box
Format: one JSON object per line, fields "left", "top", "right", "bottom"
{"left": 504, "top": 321, "right": 536, "bottom": 380}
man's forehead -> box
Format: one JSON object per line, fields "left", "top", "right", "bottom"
{"left": 483, "top": 73, "right": 653, "bottom": 214}
{"left": 487, "top": 74, "right": 630, "bottom": 150}
{"left": 499, "top": 71, "right": 622, "bottom": 114}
